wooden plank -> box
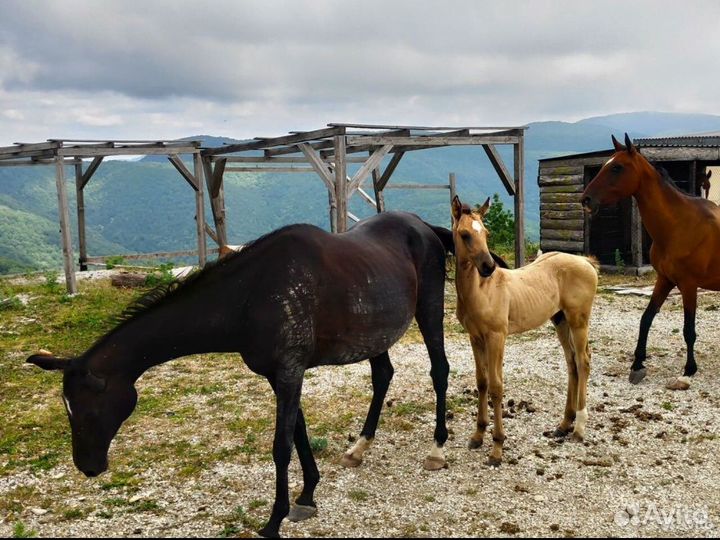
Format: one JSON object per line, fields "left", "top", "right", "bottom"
{"left": 540, "top": 202, "right": 584, "bottom": 212}
{"left": 385, "top": 183, "right": 452, "bottom": 190}
{"left": 631, "top": 199, "right": 643, "bottom": 267}
{"left": 376, "top": 151, "right": 405, "bottom": 191}
{"left": 371, "top": 165, "right": 384, "bottom": 214}
{"left": 59, "top": 146, "right": 199, "bottom": 157}
{"left": 225, "top": 166, "right": 315, "bottom": 173}
{"left": 541, "top": 192, "right": 584, "bottom": 204}
{"left": 0, "top": 158, "right": 78, "bottom": 167}
{"left": 334, "top": 136, "right": 348, "bottom": 232}
{"left": 85, "top": 250, "right": 207, "bottom": 263}
{"left": 540, "top": 210, "right": 586, "bottom": 221}
{"left": 356, "top": 186, "right": 378, "bottom": 208}
{"left": 539, "top": 156, "right": 611, "bottom": 168}
{"left": 223, "top": 156, "right": 365, "bottom": 164}
{"left": 348, "top": 144, "right": 392, "bottom": 195}
{"left": 540, "top": 239, "right": 585, "bottom": 252}
{"left": 541, "top": 219, "right": 584, "bottom": 230}
{"left": 265, "top": 139, "right": 333, "bottom": 157}
{"left": 329, "top": 122, "right": 527, "bottom": 131}
{"left": 55, "top": 158, "right": 77, "bottom": 294}
{"left": 202, "top": 126, "right": 345, "bottom": 156}
{"left": 0, "top": 141, "right": 61, "bottom": 156}
{"left": 168, "top": 155, "right": 199, "bottom": 190}
{"left": 345, "top": 135, "right": 520, "bottom": 146}
{"left": 74, "top": 163, "right": 88, "bottom": 271}
{"left": 298, "top": 143, "right": 335, "bottom": 191}
{"left": 538, "top": 164, "right": 585, "bottom": 176}
{"left": 639, "top": 147, "right": 720, "bottom": 161}
{"left": 483, "top": 144, "right": 515, "bottom": 195}
{"left": 193, "top": 154, "right": 207, "bottom": 266}
{"left": 538, "top": 173, "right": 584, "bottom": 186}
{"left": 514, "top": 139, "right": 525, "bottom": 268}
{"left": 541, "top": 184, "right": 584, "bottom": 194}
{"left": 449, "top": 172, "right": 457, "bottom": 203}
{"left": 202, "top": 157, "right": 228, "bottom": 247}
{"left": 543, "top": 229, "right": 585, "bottom": 241}
{"left": 79, "top": 156, "right": 104, "bottom": 189}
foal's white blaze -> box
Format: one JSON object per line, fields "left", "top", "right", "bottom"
{"left": 472, "top": 220, "right": 484, "bottom": 232}
{"left": 63, "top": 394, "right": 73, "bottom": 418}
{"left": 345, "top": 436, "right": 372, "bottom": 459}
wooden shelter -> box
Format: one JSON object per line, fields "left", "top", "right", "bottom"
{"left": 202, "top": 122, "right": 527, "bottom": 262}
{"left": 537, "top": 134, "right": 720, "bottom": 273}
{"left": 0, "top": 139, "right": 207, "bottom": 293}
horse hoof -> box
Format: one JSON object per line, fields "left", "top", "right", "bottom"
{"left": 666, "top": 376, "right": 691, "bottom": 391}
{"left": 258, "top": 526, "right": 280, "bottom": 538}
{"left": 629, "top": 368, "right": 647, "bottom": 385}
{"left": 468, "top": 438, "right": 483, "bottom": 450}
{"left": 340, "top": 453, "right": 362, "bottom": 468}
{"left": 288, "top": 504, "right": 317, "bottom": 522}
{"left": 486, "top": 457, "right": 502, "bottom": 468}
{"left": 423, "top": 455, "right": 447, "bottom": 471}
{"left": 571, "top": 432, "right": 584, "bottom": 443}
{"left": 552, "top": 428, "right": 571, "bottom": 439}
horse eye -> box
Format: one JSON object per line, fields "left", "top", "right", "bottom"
{"left": 612, "top": 164, "right": 623, "bottom": 174}
{"left": 460, "top": 232, "right": 471, "bottom": 242}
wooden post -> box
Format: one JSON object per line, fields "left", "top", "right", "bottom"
{"left": 194, "top": 153, "right": 207, "bottom": 266}
{"left": 74, "top": 162, "right": 88, "bottom": 271}
{"left": 55, "top": 157, "right": 77, "bottom": 293}
{"left": 334, "top": 135, "right": 348, "bottom": 232}
{"left": 631, "top": 199, "right": 643, "bottom": 268}
{"left": 513, "top": 136, "right": 526, "bottom": 268}
{"left": 449, "top": 172, "right": 457, "bottom": 204}
{"left": 202, "top": 157, "right": 229, "bottom": 248}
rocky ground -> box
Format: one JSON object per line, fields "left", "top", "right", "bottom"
{"left": 1, "top": 284, "right": 719, "bottom": 537}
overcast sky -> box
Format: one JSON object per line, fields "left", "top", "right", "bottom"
{"left": 0, "top": 0, "right": 718, "bottom": 145}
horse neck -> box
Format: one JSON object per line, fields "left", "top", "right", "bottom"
{"left": 632, "top": 163, "right": 686, "bottom": 242}
{"left": 455, "top": 253, "right": 486, "bottom": 301}
{"left": 85, "top": 278, "right": 248, "bottom": 382}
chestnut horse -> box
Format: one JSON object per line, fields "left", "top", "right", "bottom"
{"left": 582, "top": 134, "right": 720, "bottom": 387}
{"left": 451, "top": 196, "right": 598, "bottom": 465}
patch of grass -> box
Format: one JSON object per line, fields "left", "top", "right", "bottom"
{"left": 219, "top": 506, "right": 263, "bottom": 536}
{"left": 309, "top": 436, "right": 328, "bottom": 455}
{"left": 61, "top": 508, "right": 87, "bottom": 520}
{"left": 12, "top": 522, "right": 37, "bottom": 538}
{"left": 348, "top": 489, "right": 369, "bottom": 502}
{"left": 129, "top": 499, "right": 160, "bottom": 513}
{"left": 662, "top": 402, "right": 674, "bottom": 411}
{"left": 100, "top": 470, "right": 140, "bottom": 491}
{"left": 248, "top": 499, "right": 268, "bottom": 510}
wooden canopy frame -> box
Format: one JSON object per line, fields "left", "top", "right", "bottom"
{"left": 0, "top": 139, "right": 208, "bottom": 293}
{"left": 202, "top": 123, "right": 527, "bottom": 264}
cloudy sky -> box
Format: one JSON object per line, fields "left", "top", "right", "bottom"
{"left": 0, "top": 0, "right": 718, "bottom": 145}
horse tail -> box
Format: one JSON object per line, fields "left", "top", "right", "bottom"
{"left": 585, "top": 255, "right": 601, "bottom": 274}
{"left": 423, "top": 222, "right": 455, "bottom": 255}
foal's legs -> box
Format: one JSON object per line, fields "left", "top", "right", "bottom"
{"left": 341, "top": 352, "right": 394, "bottom": 468}
{"left": 485, "top": 331, "right": 506, "bottom": 466}
{"left": 631, "top": 274, "right": 674, "bottom": 384}
{"left": 678, "top": 283, "right": 699, "bottom": 378}
{"left": 569, "top": 321, "right": 591, "bottom": 440}
{"left": 552, "top": 314, "right": 578, "bottom": 437}
{"left": 259, "top": 373, "right": 303, "bottom": 539}
{"left": 468, "top": 336, "right": 490, "bottom": 449}
{"left": 287, "top": 406, "right": 320, "bottom": 522}
{"left": 415, "top": 292, "right": 450, "bottom": 471}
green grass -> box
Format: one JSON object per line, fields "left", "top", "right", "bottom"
{"left": 12, "top": 522, "right": 37, "bottom": 538}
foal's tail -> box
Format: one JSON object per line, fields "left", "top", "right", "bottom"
{"left": 585, "top": 255, "right": 601, "bottom": 274}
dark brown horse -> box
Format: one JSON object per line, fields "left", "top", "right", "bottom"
{"left": 582, "top": 134, "right": 720, "bottom": 387}
{"left": 26, "top": 211, "right": 462, "bottom": 538}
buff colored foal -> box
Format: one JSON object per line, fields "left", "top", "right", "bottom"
{"left": 451, "top": 196, "right": 599, "bottom": 466}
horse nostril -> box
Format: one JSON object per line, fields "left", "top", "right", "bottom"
{"left": 581, "top": 196, "right": 591, "bottom": 208}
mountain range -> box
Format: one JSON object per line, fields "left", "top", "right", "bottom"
{"left": 2, "top": 111, "right": 720, "bottom": 274}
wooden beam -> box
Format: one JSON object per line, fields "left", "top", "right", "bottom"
{"left": 202, "top": 126, "right": 345, "bottom": 156}
{"left": 225, "top": 166, "right": 315, "bottom": 173}
{"left": 385, "top": 183, "right": 452, "bottom": 190}
{"left": 55, "top": 158, "right": 77, "bottom": 293}
{"left": 513, "top": 138, "right": 525, "bottom": 268}
{"left": 376, "top": 151, "right": 405, "bottom": 191}
{"left": 79, "top": 156, "right": 104, "bottom": 189}
{"left": 334, "top": 135, "right": 348, "bottom": 233}
{"left": 483, "top": 144, "right": 515, "bottom": 195}
{"left": 298, "top": 143, "right": 335, "bottom": 191}
{"left": 193, "top": 154, "right": 207, "bottom": 266}
{"left": 58, "top": 146, "right": 199, "bottom": 157}
{"left": 356, "top": 186, "right": 378, "bottom": 208}
{"left": 328, "top": 122, "right": 527, "bottom": 131}
{"left": 168, "top": 155, "right": 199, "bottom": 191}
{"left": 75, "top": 163, "right": 88, "bottom": 271}
{"left": 202, "top": 157, "right": 228, "bottom": 247}
{"left": 449, "top": 172, "right": 457, "bottom": 203}
{"left": 348, "top": 144, "right": 392, "bottom": 196}
{"left": 345, "top": 135, "right": 521, "bottom": 147}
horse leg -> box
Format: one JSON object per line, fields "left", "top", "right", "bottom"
{"left": 341, "top": 352, "right": 394, "bottom": 468}
{"left": 415, "top": 291, "right": 450, "bottom": 471}
{"left": 631, "top": 274, "right": 674, "bottom": 384}
{"left": 569, "top": 322, "right": 591, "bottom": 441}
{"left": 468, "top": 336, "right": 490, "bottom": 450}
{"left": 486, "top": 332, "right": 506, "bottom": 466}
{"left": 677, "top": 283, "right": 699, "bottom": 381}
{"left": 552, "top": 312, "right": 577, "bottom": 437}
{"left": 287, "top": 406, "right": 320, "bottom": 523}
{"left": 259, "top": 373, "right": 303, "bottom": 539}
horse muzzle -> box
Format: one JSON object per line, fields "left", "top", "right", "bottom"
{"left": 581, "top": 196, "right": 598, "bottom": 215}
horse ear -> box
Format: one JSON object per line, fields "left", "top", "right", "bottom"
{"left": 478, "top": 197, "right": 491, "bottom": 217}
{"left": 26, "top": 351, "right": 69, "bottom": 371}
{"left": 612, "top": 134, "right": 625, "bottom": 152}
{"left": 624, "top": 133, "right": 635, "bottom": 154}
{"left": 708, "top": 170, "right": 713, "bottom": 179}
{"left": 451, "top": 195, "right": 463, "bottom": 221}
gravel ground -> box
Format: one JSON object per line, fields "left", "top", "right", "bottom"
{"left": 2, "top": 287, "right": 720, "bottom": 537}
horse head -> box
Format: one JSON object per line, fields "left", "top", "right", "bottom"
{"left": 26, "top": 350, "right": 138, "bottom": 477}
{"left": 451, "top": 195, "right": 497, "bottom": 277}
{"left": 581, "top": 133, "right": 647, "bottom": 214}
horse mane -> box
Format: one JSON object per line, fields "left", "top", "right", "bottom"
{"left": 114, "top": 223, "right": 311, "bottom": 325}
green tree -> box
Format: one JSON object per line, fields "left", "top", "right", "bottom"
{"left": 475, "top": 193, "right": 514, "bottom": 250}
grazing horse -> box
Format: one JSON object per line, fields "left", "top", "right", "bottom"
{"left": 451, "top": 196, "right": 598, "bottom": 465}
{"left": 27, "top": 211, "right": 459, "bottom": 538}
{"left": 582, "top": 134, "right": 720, "bottom": 387}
